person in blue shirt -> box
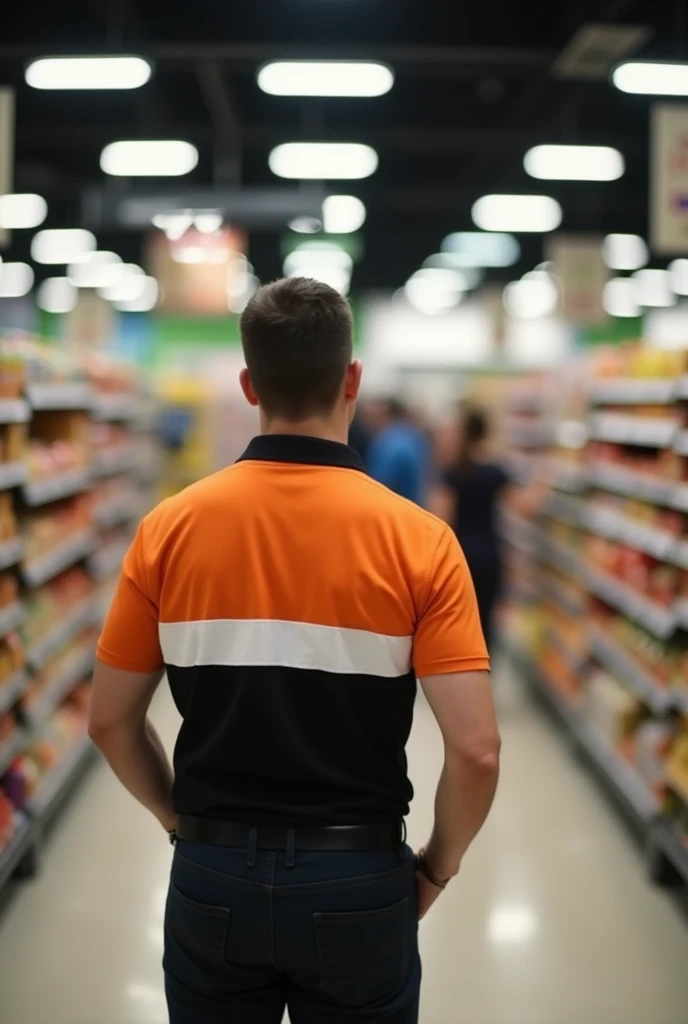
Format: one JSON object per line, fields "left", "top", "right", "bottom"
{"left": 366, "top": 398, "right": 429, "bottom": 505}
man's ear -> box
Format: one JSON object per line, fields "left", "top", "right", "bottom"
{"left": 344, "top": 360, "right": 363, "bottom": 402}
{"left": 239, "top": 368, "right": 259, "bottom": 407}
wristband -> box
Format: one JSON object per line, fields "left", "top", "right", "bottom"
{"left": 168, "top": 829, "right": 178, "bottom": 846}
{"left": 415, "top": 849, "right": 450, "bottom": 890}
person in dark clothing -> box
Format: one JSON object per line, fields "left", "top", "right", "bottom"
{"left": 436, "top": 408, "right": 510, "bottom": 653}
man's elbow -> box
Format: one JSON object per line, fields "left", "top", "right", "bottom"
{"left": 449, "top": 734, "right": 501, "bottom": 775}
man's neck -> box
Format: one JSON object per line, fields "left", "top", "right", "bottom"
{"left": 261, "top": 415, "right": 349, "bottom": 445}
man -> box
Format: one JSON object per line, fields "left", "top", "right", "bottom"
{"left": 90, "top": 277, "right": 500, "bottom": 1024}
{"left": 366, "top": 397, "right": 430, "bottom": 505}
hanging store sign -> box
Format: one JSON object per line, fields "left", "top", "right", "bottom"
{"left": 651, "top": 104, "right": 688, "bottom": 254}
{"left": 546, "top": 235, "right": 608, "bottom": 326}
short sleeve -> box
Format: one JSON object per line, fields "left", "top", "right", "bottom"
{"left": 97, "top": 519, "right": 164, "bottom": 672}
{"left": 412, "top": 526, "right": 489, "bottom": 677}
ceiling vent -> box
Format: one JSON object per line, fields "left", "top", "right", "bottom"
{"left": 554, "top": 23, "right": 651, "bottom": 80}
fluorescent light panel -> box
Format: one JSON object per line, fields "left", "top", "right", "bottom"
{"left": 603, "top": 277, "right": 639, "bottom": 318}
{"left": 613, "top": 61, "right": 688, "bottom": 96}
{"left": 404, "top": 268, "right": 464, "bottom": 316}
{"left": 323, "top": 195, "right": 366, "bottom": 233}
{"left": 633, "top": 268, "right": 676, "bottom": 308}
{"left": 602, "top": 233, "right": 648, "bottom": 271}
{"left": 113, "top": 276, "right": 159, "bottom": 312}
{"left": 0, "top": 263, "right": 34, "bottom": 298}
{"left": 37, "top": 277, "right": 77, "bottom": 314}
{"left": 100, "top": 140, "right": 198, "bottom": 177}
{"left": 269, "top": 143, "right": 378, "bottom": 180}
{"left": 669, "top": 259, "right": 688, "bottom": 296}
{"left": 289, "top": 216, "right": 322, "bottom": 234}
{"left": 503, "top": 273, "right": 558, "bottom": 319}
{"left": 31, "top": 228, "right": 96, "bottom": 265}
{"left": 258, "top": 61, "right": 393, "bottom": 97}
{"left": 98, "top": 265, "right": 145, "bottom": 302}
{"left": 26, "top": 55, "right": 151, "bottom": 90}
{"left": 441, "top": 231, "right": 520, "bottom": 267}
{"left": 0, "top": 193, "right": 47, "bottom": 229}
{"left": 524, "top": 144, "right": 624, "bottom": 181}
{"left": 68, "top": 251, "right": 122, "bottom": 289}
{"left": 472, "top": 194, "right": 562, "bottom": 233}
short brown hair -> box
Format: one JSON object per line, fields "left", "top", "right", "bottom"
{"left": 240, "top": 277, "right": 353, "bottom": 419}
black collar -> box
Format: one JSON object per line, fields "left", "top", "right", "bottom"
{"left": 237, "top": 434, "right": 367, "bottom": 472}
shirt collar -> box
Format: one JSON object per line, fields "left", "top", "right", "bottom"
{"left": 237, "top": 434, "right": 367, "bottom": 473}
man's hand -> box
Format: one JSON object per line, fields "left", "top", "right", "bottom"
{"left": 416, "top": 870, "right": 444, "bottom": 920}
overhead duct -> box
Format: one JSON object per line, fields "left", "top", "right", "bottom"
{"left": 82, "top": 187, "right": 326, "bottom": 231}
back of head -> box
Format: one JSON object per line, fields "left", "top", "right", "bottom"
{"left": 240, "top": 277, "right": 353, "bottom": 421}
{"left": 456, "top": 405, "right": 489, "bottom": 470}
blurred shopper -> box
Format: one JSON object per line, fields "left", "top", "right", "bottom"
{"left": 348, "top": 408, "right": 372, "bottom": 465}
{"left": 366, "top": 397, "right": 429, "bottom": 504}
{"left": 89, "top": 279, "right": 500, "bottom": 1024}
{"left": 435, "top": 406, "right": 510, "bottom": 653}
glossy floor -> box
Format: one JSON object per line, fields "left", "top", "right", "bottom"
{"left": 1, "top": 663, "right": 688, "bottom": 1024}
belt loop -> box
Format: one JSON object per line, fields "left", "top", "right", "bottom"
{"left": 247, "top": 827, "right": 258, "bottom": 868}
{"left": 285, "top": 828, "right": 296, "bottom": 869}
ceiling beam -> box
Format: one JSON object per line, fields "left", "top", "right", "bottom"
{"left": 195, "top": 61, "right": 243, "bottom": 183}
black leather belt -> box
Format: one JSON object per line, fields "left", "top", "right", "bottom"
{"left": 176, "top": 815, "right": 403, "bottom": 852}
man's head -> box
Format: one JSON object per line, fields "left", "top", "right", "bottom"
{"left": 239, "top": 277, "right": 360, "bottom": 426}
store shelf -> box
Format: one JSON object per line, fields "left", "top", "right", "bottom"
{"left": 0, "top": 600, "right": 24, "bottom": 640}
{"left": 508, "top": 634, "right": 580, "bottom": 728}
{"left": 589, "top": 378, "right": 677, "bottom": 405}
{"left": 0, "top": 399, "right": 30, "bottom": 424}
{"left": 541, "top": 576, "right": 586, "bottom": 618}
{"left": 539, "top": 535, "right": 583, "bottom": 580}
{"left": 582, "top": 503, "right": 678, "bottom": 561}
{"left": 0, "top": 461, "right": 27, "bottom": 491}
{"left": 585, "top": 566, "right": 676, "bottom": 638}
{"left": 24, "top": 647, "right": 94, "bottom": 729}
{"left": 649, "top": 821, "right": 688, "bottom": 885}
{"left": 23, "top": 469, "right": 90, "bottom": 507}
{"left": 0, "top": 815, "right": 33, "bottom": 892}
{"left": 589, "top": 460, "right": 674, "bottom": 505}
{"left": 26, "top": 383, "right": 91, "bottom": 411}
{"left": 93, "top": 445, "right": 136, "bottom": 479}
{"left": 549, "top": 459, "right": 588, "bottom": 494}
{"left": 670, "top": 484, "right": 688, "bottom": 513}
{"left": 0, "top": 670, "right": 28, "bottom": 716}
{"left": 89, "top": 537, "right": 129, "bottom": 582}
{"left": 0, "top": 727, "right": 27, "bottom": 776}
{"left": 576, "top": 720, "right": 660, "bottom": 823}
{"left": 545, "top": 626, "right": 587, "bottom": 675}
{"left": 590, "top": 412, "right": 678, "bottom": 448}
{"left": 0, "top": 536, "right": 23, "bottom": 572}
{"left": 587, "top": 625, "right": 674, "bottom": 714}
{"left": 26, "top": 735, "right": 94, "bottom": 821}
{"left": 22, "top": 530, "right": 95, "bottom": 589}
{"left": 675, "top": 430, "right": 688, "bottom": 457}
{"left": 543, "top": 493, "right": 583, "bottom": 528}
{"left": 94, "top": 494, "right": 139, "bottom": 531}
{"left": 26, "top": 600, "right": 94, "bottom": 671}
{"left": 91, "top": 393, "right": 137, "bottom": 422}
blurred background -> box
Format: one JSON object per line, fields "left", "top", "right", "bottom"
{"left": 3, "top": 3, "right": 688, "bottom": 1023}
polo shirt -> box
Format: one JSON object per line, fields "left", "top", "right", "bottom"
{"left": 97, "top": 434, "right": 489, "bottom": 826}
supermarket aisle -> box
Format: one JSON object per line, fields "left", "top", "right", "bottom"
{"left": 1, "top": 664, "right": 688, "bottom": 1024}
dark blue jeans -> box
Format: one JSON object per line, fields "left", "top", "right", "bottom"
{"left": 164, "top": 838, "right": 420, "bottom": 1023}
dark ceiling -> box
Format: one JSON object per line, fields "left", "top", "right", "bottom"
{"left": 2, "top": 1, "right": 687, "bottom": 291}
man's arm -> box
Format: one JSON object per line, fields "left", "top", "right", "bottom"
{"left": 88, "top": 660, "right": 175, "bottom": 833}
{"left": 420, "top": 670, "right": 500, "bottom": 881}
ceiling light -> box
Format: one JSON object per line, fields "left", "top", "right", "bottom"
{"left": 322, "top": 195, "right": 366, "bottom": 234}
{"left": 112, "top": 276, "right": 159, "bottom": 312}
{"left": 99, "top": 265, "right": 145, "bottom": 302}
{"left": 194, "top": 212, "right": 223, "bottom": 234}
{"left": 602, "top": 233, "right": 648, "bottom": 271}
{"left": 472, "top": 194, "right": 562, "bottom": 233}
{"left": 152, "top": 212, "right": 194, "bottom": 240}
{"left": 289, "top": 216, "right": 322, "bottom": 234}
{"left": 284, "top": 243, "right": 354, "bottom": 277}
{"left": 524, "top": 144, "right": 624, "bottom": 181}
{"left": 441, "top": 231, "right": 520, "bottom": 267}
{"left": 404, "top": 268, "right": 464, "bottom": 316}
{"left": 0, "top": 263, "right": 34, "bottom": 298}
{"left": 0, "top": 193, "right": 47, "bottom": 229}
{"left": 68, "top": 251, "right": 122, "bottom": 288}
{"left": 613, "top": 61, "right": 688, "bottom": 96}
{"left": 100, "top": 140, "right": 198, "bottom": 177}
{"left": 669, "top": 259, "right": 688, "bottom": 296}
{"left": 37, "top": 277, "right": 77, "bottom": 314}
{"left": 633, "top": 268, "right": 676, "bottom": 308}
{"left": 422, "top": 255, "right": 482, "bottom": 289}
{"left": 25, "top": 55, "right": 152, "bottom": 90}
{"left": 31, "top": 228, "right": 96, "bottom": 265}
{"left": 603, "top": 277, "right": 640, "bottom": 318}
{"left": 172, "top": 246, "right": 207, "bottom": 264}
{"left": 503, "top": 273, "right": 558, "bottom": 318}
{"left": 269, "top": 143, "right": 378, "bottom": 180}
{"left": 257, "top": 60, "right": 394, "bottom": 98}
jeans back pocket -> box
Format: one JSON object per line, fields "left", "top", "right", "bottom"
{"left": 315, "top": 897, "right": 409, "bottom": 1009}
{"left": 165, "top": 883, "right": 231, "bottom": 969}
